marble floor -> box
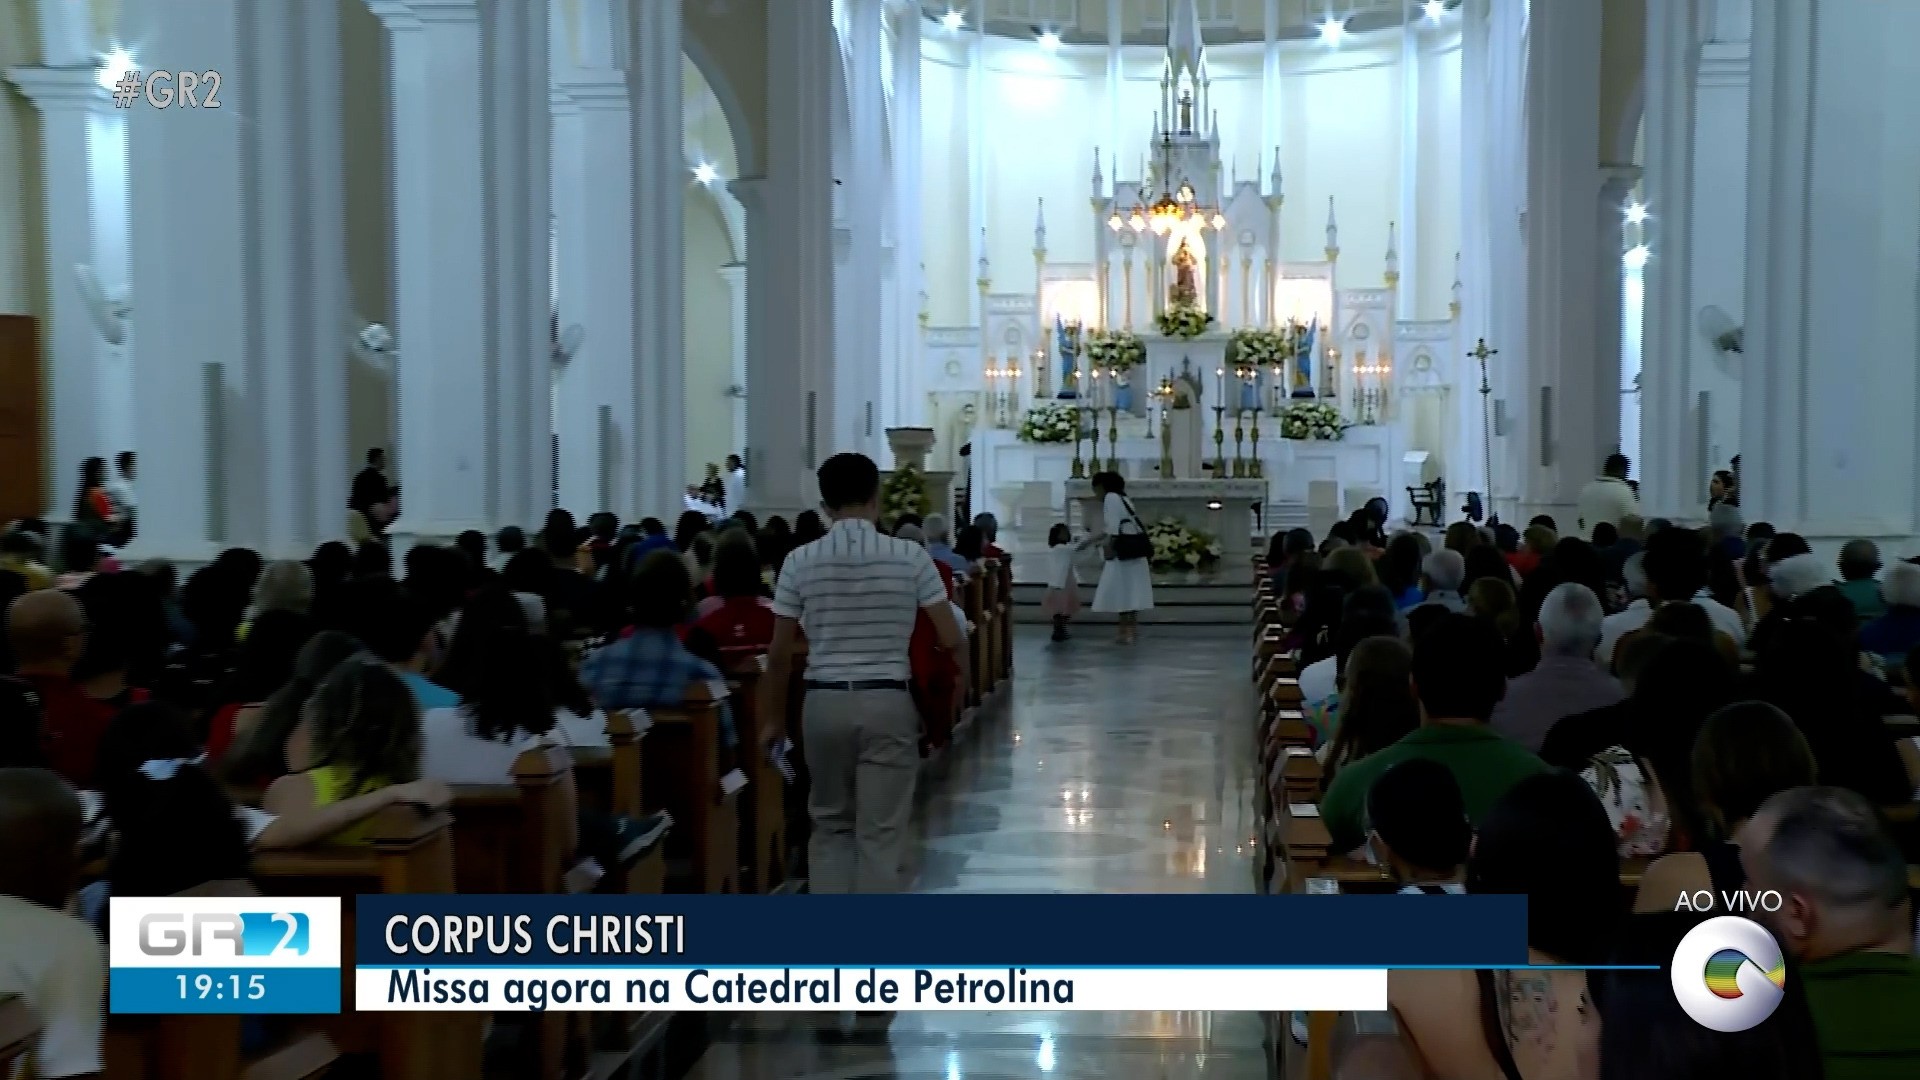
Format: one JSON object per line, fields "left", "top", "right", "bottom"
{"left": 685, "top": 626, "right": 1267, "bottom": 1080}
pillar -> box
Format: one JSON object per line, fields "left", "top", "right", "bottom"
{"left": 481, "top": 0, "right": 552, "bottom": 527}
{"left": 1639, "top": 0, "right": 1700, "bottom": 520}
{"left": 629, "top": 0, "right": 685, "bottom": 518}
{"left": 125, "top": 0, "right": 349, "bottom": 559}
{"left": 1395, "top": 0, "right": 1421, "bottom": 322}
{"left": 718, "top": 263, "right": 748, "bottom": 464}
{"left": 745, "top": 0, "right": 837, "bottom": 514}
{"left": 841, "top": 0, "right": 885, "bottom": 460}
{"left": 890, "top": 2, "right": 926, "bottom": 427}
{"left": 553, "top": 69, "right": 637, "bottom": 520}
{"left": 1520, "top": 0, "right": 1608, "bottom": 521}
{"left": 7, "top": 66, "right": 119, "bottom": 519}
{"left": 1741, "top": 0, "right": 1920, "bottom": 550}
{"left": 1689, "top": 7, "right": 1752, "bottom": 503}
{"left": 368, "top": 0, "right": 489, "bottom": 539}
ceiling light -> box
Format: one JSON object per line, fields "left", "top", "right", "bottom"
{"left": 692, "top": 162, "right": 717, "bottom": 185}
{"left": 1038, "top": 30, "right": 1060, "bottom": 50}
{"left": 97, "top": 46, "right": 134, "bottom": 89}
{"left": 1623, "top": 245, "right": 1650, "bottom": 270}
{"left": 1319, "top": 16, "right": 1348, "bottom": 46}
{"left": 942, "top": 9, "right": 964, "bottom": 31}
{"left": 1423, "top": 0, "right": 1446, "bottom": 22}
{"left": 1623, "top": 201, "right": 1648, "bottom": 224}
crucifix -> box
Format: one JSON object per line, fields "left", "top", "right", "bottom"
{"left": 1469, "top": 337, "right": 1498, "bottom": 519}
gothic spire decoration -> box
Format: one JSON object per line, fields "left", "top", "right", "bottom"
{"left": 1034, "top": 198, "right": 1047, "bottom": 254}
{"left": 1091, "top": 147, "right": 1104, "bottom": 199}
{"left": 1162, "top": 0, "right": 1208, "bottom": 135}
{"left": 1269, "top": 146, "right": 1283, "bottom": 201}
{"left": 1325, "top": 196, "right": 1340, "bottom": 261}
{"left": 1384, "top": 222, "right": 1399, "bottom": 285}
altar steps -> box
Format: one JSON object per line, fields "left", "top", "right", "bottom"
{"left": 1008, "top": 579, "right": 1252, "bottom": 626}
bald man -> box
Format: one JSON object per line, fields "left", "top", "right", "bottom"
{"left": 1740, "top": 787, "right": 1920, "bottom": 1079}
{"left": 7, "top": 590, "right": 111, "bottom": 786}
{"left": 0, "top": 768, "right": 105, "bottom": 1079}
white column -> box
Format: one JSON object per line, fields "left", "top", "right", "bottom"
{"left": 481, "top": 0, "right": 551, "bottom": 527}
{"left": 1638, "top": 0, "right": 1699, "bottom": 520}
{"left": 718, "top": 263, "right": 748, "bottom": 456}
{"left": 1689, "top": 6, "right": 1751, "bottom": 503}
{"left": 1595, "top": 166, "right": 1638, "bottom": 463}
{"left": 1742, "top": 0, "right": 1920, "bottom": 550}
{"left": 1454, "top": 0, "right": 1526, "bottom": 508}
{"left": 889, "top": 2, "right": 926, "bottom": 427}
{"left": 1395, "top": 2, "right": 1421, "bottom": 320}
{"left": 1521, "top": 0, "right": 1606, "bottom": 519}
{"left": 965, "top": 0, "right": 987, "bottom": 329}
{"left": 7, "top": 66, "right": 114, "bottom": 520}
{"left": 841, "top": 0, "right": 885, "bottom": 460}
{"left": 629, "top": 0, "right": 685, "bottom": 518}
{"left": 125, "top": 0, "right": 349, "bottom": 559}
{"left": 370, "top": 0, "right": 489, "bottom": 539}
{"left": 553, "top": 69, "right": 638, "bottom": 520}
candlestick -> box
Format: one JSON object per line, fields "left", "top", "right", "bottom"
{"left": 1070, "top": 397, "right": 1087, "bottom": 480}
{"left": 1249, "top": 406, "right": 1263, "bottom": 478}
{"left": 1087, "top": 401, "right": 1103, "bottom": 472}
{"left": 1160, "top": 402, "right": 1175, "bottom": 479}
{"left": 1105, "top": 406, "right": 1120, "bottom": 474}
{"left": 1232, "top": 409, "right": 1246, "bottom": 477}
{"left": 1216, "top": 367, "right": 1225, "bottom": 407}
{"left": 1212, "top": 403, "right": 1227, "bottom": 478}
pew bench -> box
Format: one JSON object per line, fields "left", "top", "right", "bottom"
{"left": 570, "top": 710, "right": 670, "bottom": 896}
{"left": 642, "top": 682, "right": 741, "bottom": 895}
{"left": 725, "top": 656, "right": 790, "bottom": 894}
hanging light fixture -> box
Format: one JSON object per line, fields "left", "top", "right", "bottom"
{"left": 1108, "top": 127, "right": 1226, "bottom": 237}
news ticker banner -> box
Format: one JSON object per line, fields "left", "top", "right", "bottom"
{"left": 111, "top": 894, "right": 1528, "bottom": 1014}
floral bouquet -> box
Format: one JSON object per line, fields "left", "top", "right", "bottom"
{"left": 1018, "top": 401, "right": 1082, "bottom": 444}
{"left": 881, "top": 464, "right": 931, "bottom": 523}
{"left": 1146, "top": 517, "right": 1223, "bottom": 572}
{"left": 1278, "top": 400, "right": 1349, "bottom": 441}
{"left": 1155, "top": 302, "right": 1213, "bottom": 340}
{"left": 1085, "top": 329, "right": 1147, "bottom": 370}
{"left": 1228, "top": 327, "right": 1290, "bottom": 369}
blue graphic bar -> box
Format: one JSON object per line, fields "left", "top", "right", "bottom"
{"left": 356, "top": 894, "right": 1531, "bottom": 967}
{"left": 110, "top": 968, "right": 341, "bottom": 1014}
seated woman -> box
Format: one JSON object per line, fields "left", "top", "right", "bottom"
{"left": 581, "top": 550, "right": 736, "bottom": 748}
{"left": 1318, "top": 635, "right": 1417, "bottom": 784}
{"left": 420, "top": 586, "right": 566, "bottom": 785}
{"left": 205, "top": 609, "right": 313, "bottom": 764}
{"left": 1381, "top": 771, "right": 1617, "bottom": 1080}
{"left": 1633, "top": 701, "right": 1816, "bottom": 914}
{"left": 263, "top": 658, "right": 444, "bottom": 845}
{"left": 693, "top": 534, "right": 777, "bottom": 662}
{"left": 221, "top": 631, "right": 365, "bottom": 788}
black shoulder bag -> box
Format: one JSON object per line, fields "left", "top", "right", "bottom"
{"left": 1110, "top": 497, "right": 1152, "bottom": 562}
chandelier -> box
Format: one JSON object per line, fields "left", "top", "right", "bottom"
{"left": 1108, "top": 115, "right": 1226, "bottom": 237}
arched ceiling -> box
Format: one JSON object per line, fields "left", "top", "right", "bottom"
{"left": 919, "top": 0, "right": 1462, "bottom": 45}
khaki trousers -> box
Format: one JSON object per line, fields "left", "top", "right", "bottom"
{"left": 802, "top": 687, "right": 918, "bottom": 894}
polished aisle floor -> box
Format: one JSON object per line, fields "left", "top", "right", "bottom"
{"left": 687, "top": 625, "right": 1266, "bottom": 1079}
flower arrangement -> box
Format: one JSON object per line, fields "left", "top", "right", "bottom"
{"left": 1146, "top": 517, "right": 1222, "bottom": 572}
{"left": 1085, "top": 328, "right": 1147, "bottom": 370}
{"left": 1278, "top": 400, "right": 1349, "bottom": 441}
{"left": 1017, "top": 401, "right": 1081, "bottom": 444}
{"left": 1228, "top": 327, "right": 1290, "bottom": 369}
{"left": 881, "top": 464, "right": 931, "bottom": 523}
{"left": 1155, "top": 302, "right": 1213, "bottom": 340}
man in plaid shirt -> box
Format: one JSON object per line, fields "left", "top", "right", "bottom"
{"left": 581, "top": 551, "right": 736, "bottom": 746}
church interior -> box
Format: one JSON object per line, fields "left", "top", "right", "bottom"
{"left": 3, "top": 0, "right": 1920, "bottom": 1078}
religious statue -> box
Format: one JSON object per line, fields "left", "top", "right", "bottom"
{"left": 1170, "top": 239, "right": 1200, "bottom": 306}
{"left": 1291, "top": 317, "right": 1320, "bottom": 398}
{"left": 1178, "top": 88, "right": 1195, "bottom": 135}
{"left": 1055, "top": 316, "right": 1081, "bottom": 398}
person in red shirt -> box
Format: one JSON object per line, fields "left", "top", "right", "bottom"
{"left": 693, "top": 533, "right": 777, "bottom": 662}
{"left": 7, "top": 589, "right": 117, "bottom": 787}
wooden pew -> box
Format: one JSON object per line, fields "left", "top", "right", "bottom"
{"left": 725, "top": 656, "right": 789, "bottom": 894}
{"left": 784, "top": 639, "right": 814, "bottom": 881}
{"left": 979, "top": 560, "right": 1003, "bottom": 692}
{"left": 965, "top": 573, "right": 988, "bottom": 706}
{"left": 0, "top": 995, "right": 34, "bottom": 1073}
{"left": 251, "top": 804, "right": 484, "bottom": 1080}
{"left": 643, "top": 682, "right": 740, "bottom": 894}
{"left": 997, "top": 559, "right": 1015, "bottom": 684}
{"left": 570, "top": 710, "right": 669, "bottom": 896}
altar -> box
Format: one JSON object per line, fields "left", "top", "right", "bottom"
{"left": 1066, "top": 477, "right": 1269, "bottom": 564}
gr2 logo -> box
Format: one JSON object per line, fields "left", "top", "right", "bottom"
{"left": 137, "top": 912, "right": 311, "bottom": 959}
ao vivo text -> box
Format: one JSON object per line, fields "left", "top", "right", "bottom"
{"left": 1671, "top": 889, "right": 1784, "bottom": 914}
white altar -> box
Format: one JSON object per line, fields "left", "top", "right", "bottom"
{"left": 1065, "top": 477, "right": 1270, "bottom": 564}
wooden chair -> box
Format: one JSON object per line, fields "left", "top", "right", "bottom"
{"left": 251, "top": 804, "right": 484, "bottom": 1080}
{"left": 643, "top": 681, "right": 740, "bottom": 894}
{"left": 726, "top": 656, "right": 789, "bottom": 894}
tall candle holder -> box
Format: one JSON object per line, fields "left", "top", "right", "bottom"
{"left": 1105, "top": 405, "right": 1120, "bottom": 474}
{"left": 1033, "top": 349, "right": 1048, "bottom": 400}
{"left": 1156, "top": 377, "right": 1176, "bottom": 478}
{"left": 1231, "top": 410, "right": 1246, "bottom": 476}
{"left": 1087, "top": 367, "right": 1103, "bottom": 472}
{"left": 1070, "top": 392, "right": 1087, "bottom": 479}
{"left": 1248, "top": 406, "right": 1263, "bottom": 477}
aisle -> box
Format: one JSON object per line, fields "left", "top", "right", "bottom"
{"left": 687, "top": 625, "right": 1266, "bottom": 1079}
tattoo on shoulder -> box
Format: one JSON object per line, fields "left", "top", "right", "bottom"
{"left": 1495, "top": 971, "right": 1593, "bottom": 1058}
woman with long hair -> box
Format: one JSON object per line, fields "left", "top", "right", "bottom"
{"left": 1468, "top": 576, "right": 1535, "bottom": 676}
{"left": 1321, "top": 636, "right": 1418, "bottom": 785}
{"left": 264, "top": 658, "right": 426, "bottom": 845}
{"left": 72, "top": 456, "right": 120, "bottom": 539}
{"left": 221, "top": 631, "right": 364, "bottom": 787}
{"left": 1378, "top": 533, "right": 1426, "bottom": 610}
{"left": 422, "top": 586, "right": 561, "bottom": 783}
{"left": 205, "top": 609, "right": 314, "bottom": 763}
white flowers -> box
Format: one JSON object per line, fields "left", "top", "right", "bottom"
{"left": 1018, "top": 402, "right": 1082, "bottom": 444}
{"left": 1278, "top": 401, "right": 1348, "bottom": 441}
{"left": 1156, "top": 303, "right": 1213, "bottom": 340}
{"left": 1085, "top": 329, "right": 1147, "bottom": 370}
{"left": 1145, "top": 517, "right": 1220, "bottom": 571}
{"left": 1228, "top": 328, "right": 1289, "bottom": 369}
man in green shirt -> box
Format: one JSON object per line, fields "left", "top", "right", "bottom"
{"left": 1742, "top": 787, "right": 1920, "bottom": 1080}
{"left": 1321, "top": 614, "right": 1547, "bottom": 853}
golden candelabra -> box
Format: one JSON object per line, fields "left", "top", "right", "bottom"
{"left": 1105, "top": 388, "right": 1120, "bottom": 475}
{"left": 1231, "top": 360, "right": 1259, "bottom": 477}
{"left": 1248, "top": 406, "right": 1263, "bottom": 477}
{"left": 1155, "top": 376, "right": 1176, "bottom": 478}
{"left": 1232, "top": 412, "right": 1246, "bottom": 476}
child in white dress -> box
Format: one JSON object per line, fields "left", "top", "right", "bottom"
{"left": 1043, "top": 524, "right": 1086, "bottom": 642}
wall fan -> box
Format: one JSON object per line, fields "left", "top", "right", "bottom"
{"left": 72, "top": 263, "right": 129, "bottom": 346}
{"left": 351, "top": 314, "right": 395, "bottom": 371}
{"left": 550, "top": 311, "right": 584, "bottom": 367}
{"left": 1697, "top": 304, "right": 1743, "bottom": 379}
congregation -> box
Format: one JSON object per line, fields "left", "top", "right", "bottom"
{"left": 1254, "top": 486, "right": 1920, "bottom": 1080}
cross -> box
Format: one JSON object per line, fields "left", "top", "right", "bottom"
{"left": 1468, "top": 338, "right": 1498, "bottom": 365}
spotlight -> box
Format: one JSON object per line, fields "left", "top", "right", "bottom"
{"left": 1624, "top": 245, "right": 1650, "bottom": 270}
{"left": 98, "top": 46, "right": 135, "bottom": 90}
{"left": 942, "top": 9, "right": 964, "bottom": 31}
{"left": 1423, "top": 0, "right": 1446, "bottom": 22}
{"left": 692, "top": 162, "right": 718, "bottom": 185}
{"left": 1623, "top": 201, "right": 1648, "bottom": 224}
{"left": 1038, "top": 30, "right": 1060, "bottom": 50}
{"left": 1319, "top": 16, "right": 1348, "bottom": 46}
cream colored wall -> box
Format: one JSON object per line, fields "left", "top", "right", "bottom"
{"left": 683, "top": 0, "right": 767, "bottom": 175}
{"left": 341, "top": 0, "right": 393, "bottom": 468}
{"left": 921, "top": 30, "right": 1451, "bottom": 319}
{"left": 684, "top": 184, "right": 736, "bottom": 485}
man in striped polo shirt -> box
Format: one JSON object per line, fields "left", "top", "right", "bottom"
{"left": 762, "top": 453, "right": 968, "bottom": 894}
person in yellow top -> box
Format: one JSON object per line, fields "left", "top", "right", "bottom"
{"left": 264, "top": 656, "right": 433, "bottom": 845}
{"left": 1, "top": 528, "right": 54, "bottom": 592}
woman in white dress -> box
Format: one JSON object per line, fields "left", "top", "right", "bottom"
{"left": 1089, "top": 472, "right": 1155, "bottom": 644}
